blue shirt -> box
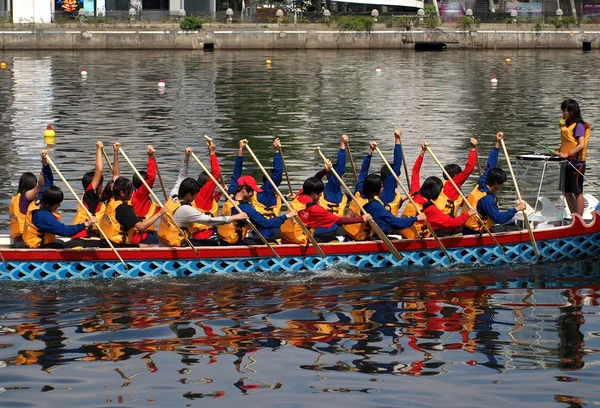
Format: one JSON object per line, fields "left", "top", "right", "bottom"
{"left": 232, "top": 201, "right": 287, "bottom": 239}
{"left": 228, "top": 153, "right": 283, "bottom": 208}
{"left": 38, "top": 164, "right": 54, "bottom": 200}
{"left": 315, "top": 148, "right": 347, "bottom": 235}
{"left": 363, "top": 195, "right": 417, "bottom": 232}
{"left": 32, "top": 208, "right": 85, "bottom": 237}
{"left": 355, "top": 144, "right": 402, "bottom": 205}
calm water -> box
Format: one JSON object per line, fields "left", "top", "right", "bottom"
{"left": 0, "top": 49, "right": 599, "bottom": 406}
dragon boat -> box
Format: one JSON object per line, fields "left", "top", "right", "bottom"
{"left": 0, "top": 212, "right": 599, "bottom": 281}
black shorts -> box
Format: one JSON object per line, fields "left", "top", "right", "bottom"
{"left": 561, "top": 161, "right": 586, "bottom": 195}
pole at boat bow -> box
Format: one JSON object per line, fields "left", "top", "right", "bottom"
{"left": 316, "top": 147, "right": 402, "bottom": 261}
{"left": 244, "top": 141, "right": 326, "bottom": 258}
{"left": 500, "top": 137, "right": 540, "bottom": 258}
{"left": 374, "top": 144, "right": 454, "bottom": 263}
{"left": 45, "top": 154, "right": 127, "bottom": 268}
{"left": 190, "top": 151, "right": 281, "bottom": 260}
{"left": 426, "top": 145, "right": 508, "bottom": 258}
{"left": 118, "top": 147, "right": 198, "bottom": 255}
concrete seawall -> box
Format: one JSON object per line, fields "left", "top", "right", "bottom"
{"left": 0, "top": 26, "right": 598, "bottom": 50}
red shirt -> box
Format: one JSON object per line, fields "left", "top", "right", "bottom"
{"left": 296, "top": 194, "right": 363, "bottom": 228}
{"left": 414, "top": 195, "right": 470, "bottom": 230}
{"left": 130, "top": 157, "right": 158, "bottom": 244}
{"left": 410, "top": 150, "right": 476, "bottom": 199}
{"left": 192, "top": 153, "right": 223, "bottom": 239}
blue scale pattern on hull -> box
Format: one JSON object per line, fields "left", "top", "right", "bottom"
{"left": 1, "top": 233, "right": 599, "bottom": 281}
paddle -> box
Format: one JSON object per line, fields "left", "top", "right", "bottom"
{"left": 190, "top": 151, "right": 281, "bottom": 260}
{"left": 277, "top": 138, "right": 294, "bottom": 196}
{"left": 118, "top": 147, "right": 198, "bottom": 255}
{"left": 244, "top": 141, "right": 326, "bottom": 258}
{"left": 374, "top": 144, "right": 454, "bottom": 263}
{"left": 425, "top": 145, "right": 508, "bottom": 258}
{"left": 100, "top": 146, "right": 113, "bottom": 173}
{"left": 202, "top": 135, "right": 227, "bottom": 190}
{"left": 150, "top": 145, "right": 169, "bottom": 202}
{"left": 500, "top": 137, "right": 541, "bottom": 258}
{"left": 316, "top": 147, "right": 403, "bottom": 261}
{"left": 345, "top": 137, "right": 359, "bottom": 182}
{"left": 537, "top": 143, "right": 558, "bottom": 155}
{"left": 475, "top": 144, "right": 483, "bottom": 177}
{"left": 45, "top": 154, "right": 127, "bottom": 268}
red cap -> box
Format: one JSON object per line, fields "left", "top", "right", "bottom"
{"left": 237, "top": 175, "right": 263, "bottom": 192}
{"left": 46, "top": 125, "right": 53, "bottom": 130}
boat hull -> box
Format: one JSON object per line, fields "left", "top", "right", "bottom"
{"left": 1, "top": 213, "right": 599, "bottom": 281}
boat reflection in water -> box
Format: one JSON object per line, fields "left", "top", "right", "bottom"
{"left": 2, "top": 260, "right": 600, "bottom": 401}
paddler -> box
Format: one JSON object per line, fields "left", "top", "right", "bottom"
{"left": 280, "top": 160, "right": 372, "bottom": 244}
{"left": 462, "top": 132, "right": 526, "bottom": 235}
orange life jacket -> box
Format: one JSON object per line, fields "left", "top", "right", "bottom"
{"left": 22, "top": 201, "right": 61, "bottom": 248}
{"left": 99, "top": 198, "right": 137, "bottom": 244}
{"left": 462, "top": 186, "right": 494, "bottom": 232}
{"left": 217, "top": 197, "right": 249, "bottom": 244}
{"left": 280, "top": 197, "right": 316, "bottom": 244}
{"left": 560, "top": 121, "right": 591, "bottom": 162}
{"left": 400, "top": 198, "right": 428, "bottom": 239}
{"left": 9, "top": 193, "right": 26, "bottom": 239}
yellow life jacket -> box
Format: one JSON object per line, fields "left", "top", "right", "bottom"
{"left": 384, "top": 191, "right": 404, "bottom": 216}
{"left": 217, "top": 197, "right": 249, "bottom": 244}
{"left": 251, "top": 194, "right": 281, "bottom": 218}
{"left": 319, "top": 194, "right": 348, "bottom": 217}
{"left": 157, "top": 198, "right": 190, "bottom": 247}
{"left": 560, "top": 122, "right": 591, "bottom": 162}
{"left": 280, "top": 197, "right": 315, "bottom": 244}
{"left": 190, "top": 199, "right": 219, "bottom": 233}
{"left": 400, "top": 198, "right": 428, "bottom": 239}
{"left": 22, "top": 201, "right": 61, "bottom": 248}
{"left": 73, "top": 200, "right": 106, "bottom": 235}
{"left": 9, "top": 193, "right": 26, "bottom": 239}
{"left": 433, "top": 181, "right": 463, "bottom": 217}
{"left": 127, "top": 198, "right": 158, "bottom": 232}
{"left": 99, "top": 198, "right": 137, "bottom": 244}
{"left": 462, "top": 186, "right": 494, "bottom": 232}
{"left": 343, "top": 193, "right": 380, "bottom": 241}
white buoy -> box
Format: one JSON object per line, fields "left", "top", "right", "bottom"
{"left": 81, "top": 67, "right": 87, "bottom": 76}
{"left": 491, "top": 75, "right": 498, "bottom": 84}
{"left": 376, "top": 66, "right": 382, "bottom": 73}
{"left": 158, "top": 79, "right": 166, "bottom": 88}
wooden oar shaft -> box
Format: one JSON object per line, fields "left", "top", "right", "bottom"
{"left": 374, "top": 145, "right": 453, "bottom": 263}
{"left": 475, "top": 146, "right": 483, "bottom": 177}
{"left": 101, "top": 146, "right": 113, "bottom": 173}
{"left": 500, "top": 139, "right": 540, "bottom": 258}
{"left": 278, "top": 142, "right": 294, "bottom": 196}
{"left": 45, "top": 155, "right": 127, "bottom": 267}
{"left": 401, "top": 148, "right": 411, "bottom": 191}
{"left": 118, "top": 147, "right": 198, "bottom": 254}
{"left": 345, "top": 141, "right": 359, "bottom": 182}
{"left": 316, "top": 148, "right": 402, "bottom": 261}
{"left": 154, "top": 157, "right": 169, "bottom": 202}
{"left": 190, "top": 152, "right": 281, "bottom": 260}
{"left": 203, "top": 135, "right": 226, "bottom": 188}
{"left": 244, "top": 143, "right": 326, "bottom": 258}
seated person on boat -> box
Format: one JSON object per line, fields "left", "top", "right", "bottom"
{"left": 158, "top": 178, "right": 248, "bottom": 247}
{"left": 314, "top": 134, "right": 350, "bottom": 239}
{"left": 345, "top": 173, "right": 425, "bottom": 240}
{"left": 218, "top": 174, "right": 296, "bottom": 245}
{"left": 128, "top": 145, "right": 161, "bottom": 245}
{"left": 20, "top": 185, "right": 96, "bottom": 249}
{"left": 10, "top": 150, "right": 53, "bottom": 245}
{"left": 462, "top": 133, "right": 526, "bottom": 235}
{"left": 281, "top": 162, "right": 371, "bottom": 244}
{"left": 357, "top": 129, "right": 405, "bottom": 215}
{"left": 99, "top": 177, "right": 166, "bottom": 248}
{"left": 192, "top": 140, "right": 223, "bottom": 245}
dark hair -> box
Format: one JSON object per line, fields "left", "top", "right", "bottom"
{"left": 112, "top": 177, "right": 133, "bottom": 200}
{"left": 563, "top": 98, "right": 584, "bottom": 127}
{"left": 40, "top": 185, "right": 64, "bottom": 207}
{"left": 132, "top": 171, "right": 147, "bottom": 190}
{"left": 419, "top": 176, "right": 443, "bottom": 201}
{"left": 178, "top": 178, "right": 200, "bottom": 199}
{"left": 302, "top": 177, "right": 325, "bottom": 195}
{"left": 100, "top": 180, "right": 114, "bottom": 203}
{"left": 485, "top": 168, "right": 507, "bottom": 187}
{"left": 17, "top": 172, "right": 37, "bottom": 195}
{"left": 363, "top": 174, "right": 383, "bottom": 198}
{"left": 82, "top": 171, "right": 104, "bottom": 190}
{"left": 380, "top": 164, "right": 391, "bottom": 179}
{"left": 561, "top": 99, "right": 568, "bottom": 111}
{"left": 197, "top": 172, "right": 210, "bottom": 189}
{"left": 236, "top": 186, "right": 253, "bottom": 195}
{"left": 443, "top": 164, "right": 461, "bottom": 180}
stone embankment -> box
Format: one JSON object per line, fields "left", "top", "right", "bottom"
{"left": 0, "top": 23, "right": 597, "bottom": 50}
